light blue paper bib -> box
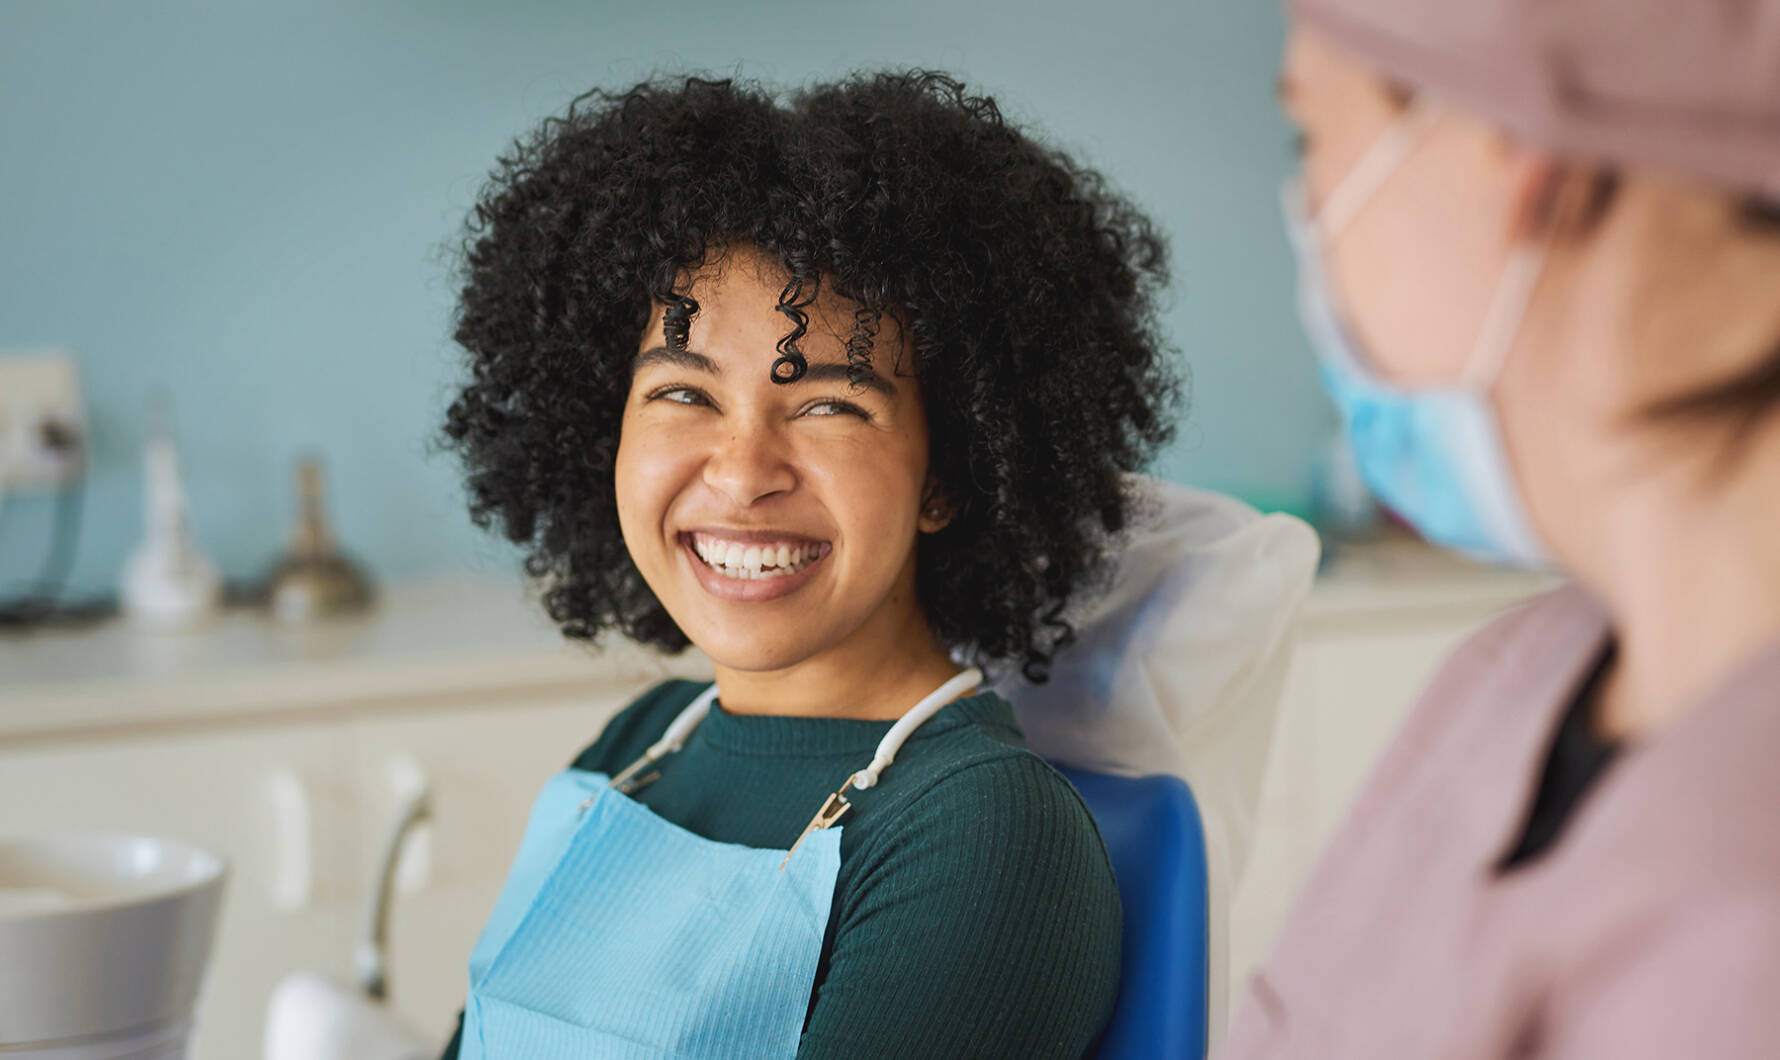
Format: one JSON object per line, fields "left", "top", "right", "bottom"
{"left": 461, "top": 769, "right": 843, "bottom": 1059}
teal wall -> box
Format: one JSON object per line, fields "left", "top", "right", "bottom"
{"left": 0, "top": 0, "right": 1328, "bottom": 600}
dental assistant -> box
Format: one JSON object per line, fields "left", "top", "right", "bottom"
{"left": 1223, "top": 1, "right": 1780, "bottom": 1056}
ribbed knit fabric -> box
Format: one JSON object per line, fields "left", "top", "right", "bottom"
{"left": 442, "top": 678, "right": 1122, "bottom": 1060}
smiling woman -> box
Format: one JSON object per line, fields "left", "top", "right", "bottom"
{"left": 440, "top": 71, "right": 1181, "bottom": 1059}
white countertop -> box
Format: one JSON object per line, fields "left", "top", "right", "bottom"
{"left": 0, "top": 576, "right": 709, "bottom": 746}
{"left": 1305, "top": 534, "right": 1555, "bottom": 631}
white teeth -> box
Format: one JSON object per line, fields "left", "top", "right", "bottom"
{"left": 690, "top": 534, "right": 825, "bottom": 582}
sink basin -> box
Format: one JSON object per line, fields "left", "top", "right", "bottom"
{"left": 0, "top": 834, "right": 227, "bottom": 1050}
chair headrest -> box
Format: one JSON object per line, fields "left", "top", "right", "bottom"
{"left": 991, "top": 475, "right": 1320, "bottom": 781}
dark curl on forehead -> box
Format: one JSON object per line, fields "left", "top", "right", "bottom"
{"left": 444, "top": 71, "right": 1182, "bottom": 682}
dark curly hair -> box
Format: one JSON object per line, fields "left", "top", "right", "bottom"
{"left": 444, "top": 70, "right": 1182, "bottom": 681}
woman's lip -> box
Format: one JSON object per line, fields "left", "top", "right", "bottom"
{"left": 679, "top": 534, "right": 827, "bottom": 603}
{"left": 681, "top": 526, "right": 828, "bottom": 546}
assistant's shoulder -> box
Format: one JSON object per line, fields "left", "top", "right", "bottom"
{"left": 1401, "top": 582, "right": 1604, "bottom": 741}
{"left": 1438, "top": 581, "right": 1600, "bottom": 673}
{"left": 568, "top": 678, "right": 710, "bottom": 773}
{"left": 1328, "top": 582, "right": 1601, "bottom": 826}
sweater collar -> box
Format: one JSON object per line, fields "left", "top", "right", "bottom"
{"left": 694, "top": 690, "right": 1019, "bottom": 757}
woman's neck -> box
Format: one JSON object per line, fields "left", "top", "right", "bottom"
{"left": 708, "top": 590, "right": 966, "bottom": 721}
{"left": 1561, "top": 418, "right": 1780, "bottom": 741}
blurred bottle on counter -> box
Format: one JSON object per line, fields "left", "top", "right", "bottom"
{"left": 121, "top": 407, "right": 222, "bottom": 629}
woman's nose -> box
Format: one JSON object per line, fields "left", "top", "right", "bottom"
{"left": 701, "top": 421, "right": 797, "bottom": 507}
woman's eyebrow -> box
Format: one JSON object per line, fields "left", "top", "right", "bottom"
{"left": 635, "top": 346, "right": 895, "bottom": 397}
{"left": 635, "top": 346, "right": 720, "bottom": 374}
{"left": 798, "top": 361, "right": 896, "bottom": 397}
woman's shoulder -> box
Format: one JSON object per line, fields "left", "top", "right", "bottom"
{"left": 812, "top": 699, "right": 1122, "bottom": 1057}
{"left": 900, "top": 749, "right": 1117, "bottom": 890}
{"left": 1310, "top": 585, "right": 1599, "bottom": 834}
{"left": 852, "top": 697, "right": 1118, "bottom": 885}
{"left": 878, "top": 692, "right": 1099, "bottom": 811}
{"left": 568, "top": 678, "right": 710, "bottom": 774}
{"left": 1373, "top": 584, "right": 1605, "bottom": 777}
{"left": 900, "top": 734, "right": 1104, "bottom": 835}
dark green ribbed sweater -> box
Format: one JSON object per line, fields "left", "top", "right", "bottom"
{"left": 441, "top": 678, "right": 1121, "bottom": 1059}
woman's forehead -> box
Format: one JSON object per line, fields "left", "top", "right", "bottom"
{"left": 1282, "top": 29, "right": 1389, "bottom": 113}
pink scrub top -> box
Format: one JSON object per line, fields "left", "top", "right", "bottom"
{"left": 1220, "top": 585, "right": 1780, "bottom": 1059}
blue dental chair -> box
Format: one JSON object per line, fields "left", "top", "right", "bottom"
{"left": 1054, "top": 766, "right": 1210, "bottom": 1060}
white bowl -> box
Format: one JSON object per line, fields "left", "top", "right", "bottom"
{"left": 0, "top": 834, "right": 227, "bottom": 1047}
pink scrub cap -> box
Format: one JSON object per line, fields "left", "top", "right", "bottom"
{"left": 1291, "top": 0, "right": 1780, "bottom": 199}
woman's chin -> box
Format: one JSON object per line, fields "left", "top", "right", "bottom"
{"left": 694, "top": 643, "right": 813, "bottom": 677}
{"left": 678, "top": 620, "right": 823, "bottom": 676}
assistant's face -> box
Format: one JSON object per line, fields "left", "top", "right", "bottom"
{"left": 1281, "top": 27, "right": 1530, "bottom": 388}
{"left": 614, "top": 249, "right": 943, "bottom": 674}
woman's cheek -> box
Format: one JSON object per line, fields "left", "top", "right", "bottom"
{"left": 613, "top": 415, "right": 674, "bottom": 545}
{"left": 808, "top": 438, "right": 924, "bottom": 550}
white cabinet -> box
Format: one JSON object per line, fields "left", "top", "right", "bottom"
{"left": 0, "top": 724, "right": 359, "bottom": 1057}
{"left": 0, "top": 580, "right": 708, "bottom": 1058}
{"left": 344, "top": 693, "right": 662, "bottom": 1036}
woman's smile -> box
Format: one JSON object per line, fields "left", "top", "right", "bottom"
{"left": 679, "top": 530, "right": 832, "bottom": 602}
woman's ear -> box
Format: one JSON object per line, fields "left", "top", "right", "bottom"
{"left": 1504, "top": 147, "right": 1603, "bottom": 244}
{"left": 918, "top": 481, "right": 954, "bottom": 533}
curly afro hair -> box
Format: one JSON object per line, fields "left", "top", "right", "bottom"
{"left": 444, "top": 70, "right": 1182, "bottom": 682}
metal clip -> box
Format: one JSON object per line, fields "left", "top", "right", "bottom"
{"left": 608, "top": 751, "right": 664, "bottom": 796}
{"left": 780, "top": 781, "right": 854, "bottom": 872}
{"left": 579, "top": 769, "right": 658, "bottom": 818}
{"left": 579, "top": 754, "right": 663, "bottom": 819}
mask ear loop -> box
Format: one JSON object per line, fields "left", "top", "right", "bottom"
{"left": 1460, "top": 242, "right": 1551, "bottom": 391}
{"left": 1317, "top": 104, "right": 1442, "bottom": 239}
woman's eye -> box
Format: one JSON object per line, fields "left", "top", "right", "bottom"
{"left": 646, "top": 386, "right": 711, "bottom": 407}
{"left": 801, "top": 400, "right": 869, "bottom": 419}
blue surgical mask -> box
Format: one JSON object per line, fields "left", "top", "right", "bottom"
{"left": 1282, "top": 108, "right": 1552, "bottom": 568}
